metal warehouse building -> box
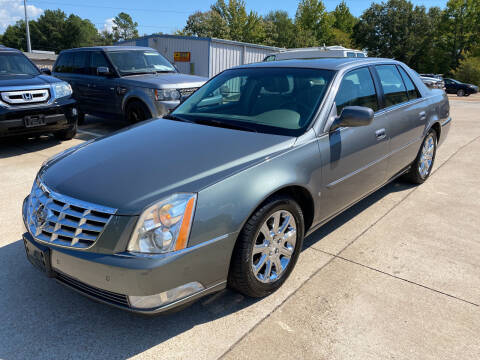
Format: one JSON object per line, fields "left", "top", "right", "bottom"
{"left": 117, "top": 34, "right": 282, "bottom": 78}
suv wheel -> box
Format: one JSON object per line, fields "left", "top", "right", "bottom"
{"left": 54, "top": 121, "right": 77, "bottom": 141}
{"left": 126, "top": 101, "right": 151, "bottom": 124}
{"left": 228, "top": 195, "right": 304, "bottom": 298}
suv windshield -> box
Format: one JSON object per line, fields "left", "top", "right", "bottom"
{"left": 107, "top": 50, "right": 176, "bottom": 76}
{"left": 0, "top": 52, "right": 40, "bottom": 76}
{"left": 172, "top": 67, "right": 334, "bottom": 136}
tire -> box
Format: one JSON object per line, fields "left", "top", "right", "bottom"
{"left": 457, "top": 89, "right": 465, "bottom": 97}
{"left": 54, "top": 121, "right": 77, "bottom": 141}
{"left": 126, "top": 100, "right": 151, "bottom": 124}
{"left": 228, "top": 195, "right": 304, "bottom": 298}
{"left": 77, "top": 112, "right": 85, "bottom": 125}
{"left": 403, "top": 129, "right": 437, "bottom": 184}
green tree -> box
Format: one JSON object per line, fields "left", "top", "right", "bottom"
{"left": 98, "top": 30, "right": 115, "bottom": 45}
{"left": 294, "top": 0, "right": 333, "bottom": 47}
{"left": 332, "top": 1, "right": 357, "bottom": 34}
{"left": 112, "top": 12, "right": 139, "bottom": 42}
{"left": 453, "top": 55, "right": 480, "bottom": 85}
{"left": 177, "top": 10, "right": 229, "bottom": 38}
{"left": 263, "top": 10, "right": 296, "bottom": 48}
{"left": 353, "top": 0, "right": 436, "bottom": 68}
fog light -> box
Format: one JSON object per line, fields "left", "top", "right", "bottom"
{"left": 128, "top": 281, "right": 204, "bottom": 310}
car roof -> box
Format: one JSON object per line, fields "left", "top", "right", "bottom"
{"left": 235, "top": 57, "right": 401, "bottom": 71}
{"left": 0, "top": 45, "right": 22, "bottom": 53}
{"left": 59, "top": 46, "right": 154, "bottom": 53}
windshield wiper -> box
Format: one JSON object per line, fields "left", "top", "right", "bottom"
{"left": 194, "top": 118, "right": 258, "bottom": 133}
{"left": 155, "top": 70, "right": 176, "bottom": 73}
{"left": 122, "top": 71, "right": 156, "bottom": 76}
{"left": 163, "top": 114, "right": 195, "bottom": 123}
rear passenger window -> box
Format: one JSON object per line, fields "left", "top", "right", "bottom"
{"left": 71, "top": 52, "right": 89, "bottom": 74}
{"left": 375, "top": 65, "right": 409, "bottom": 107}
{"left": 54, "top": 53, "right": 72, "bottom": 73}
{"left": 397, "top": 66, "right": 420, "bottom": 100}
{"left": 335, "top": 67, "right": 379, "bottom": 114}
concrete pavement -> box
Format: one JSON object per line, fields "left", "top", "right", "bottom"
{"left": 0, "top": 99, "right": 479, "bottom": 359}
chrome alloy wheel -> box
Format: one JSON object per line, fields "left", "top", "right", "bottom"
{"left": 419, "top": 133, "right": 435, "bottom": 178}
{"left": 251, "top": 210, "right": 297, "bottom": 283}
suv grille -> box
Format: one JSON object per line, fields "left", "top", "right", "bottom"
{"left": 179, "top": 87, "right": 199, "bottom": 98}
{"left": 1, "top": 88, "right": 50, "bottom": 105}
{"left": 26, "top": 179, "right": 116, "bottom": 249}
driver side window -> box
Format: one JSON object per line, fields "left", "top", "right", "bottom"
{"left": 335, "top": 67, "right": 379, "bottom": 114}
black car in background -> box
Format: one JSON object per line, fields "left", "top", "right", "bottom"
{"left": 0, "top": 46, "right": 78, "bottom": 139}
{"left": 444, "top": 78, "right": 479, "bottom": 97}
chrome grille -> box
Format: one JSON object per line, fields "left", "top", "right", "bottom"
{"left": 179, "top": 87, "right": 199, "bottom": 98}
{"left": 1, "top": 88, "right": 50, "bottom": 105}
{"left": 26, "top": 179, "right": 116, "bottom": 249}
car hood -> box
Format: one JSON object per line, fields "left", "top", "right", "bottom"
{"left": 0, "top": 74, "right": 61, "bottom": 88}
{"left": 41, "top": 119, "right": 295, "bottom": 215}
{"left": 121, "top": 73, "right": 207, "bottom": 89}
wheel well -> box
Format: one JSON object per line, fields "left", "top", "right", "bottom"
{"left": 124, "top": 97, "right": 152, "bottom": 117}
{"left": 431, "top": 122, "right": 441, "bottom": 142}
{"left": 262, "top": 186, "right": 315, "bottom": 233}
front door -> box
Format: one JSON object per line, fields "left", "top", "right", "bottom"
{"left": 317, "top": 66, "right": 390, "bottom": 221}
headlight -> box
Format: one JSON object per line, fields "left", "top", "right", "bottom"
{"left": 53, "top": 82, "right": 72, "bottom": 99}
{"left": 127, "top": 193, "right": 196, "bottom": 254}
{"left": 154, "top": 88, "right": 181, "bottom": 101}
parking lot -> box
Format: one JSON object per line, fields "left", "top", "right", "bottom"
{"left": 0, "top": 94, "right": 479, "bottom": 359}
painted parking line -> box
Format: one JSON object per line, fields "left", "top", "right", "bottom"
{"left": 77, "top": 129, "right": 105, "bottom": 138}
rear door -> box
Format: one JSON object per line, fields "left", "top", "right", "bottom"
{"left": 374, "top": 64, "right": 426, "bottom": 176}
{"left": 318, "top": 66, "right": 390, "bottom": 219}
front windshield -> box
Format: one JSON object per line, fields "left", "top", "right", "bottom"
{"left": 172, "top": 67, "right": 335, "bottom": 136}
{"left": 0, "top": 53, "right": 40, "bottom": 76}
{"left": 107, "top": 50, "right": 176, "bottom": 75}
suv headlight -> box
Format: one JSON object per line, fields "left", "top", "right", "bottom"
{"left": 153, "top": 88, "right": 181, "bottom": 101}
{"left": 127, "top": 193, "right": 196, "bottom": 254}
{"left": 53, "top": 82, "right": 72, "bottom": 99}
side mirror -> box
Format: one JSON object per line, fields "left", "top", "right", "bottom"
{"left": 40, "top": 68, "right": 52, "bottom": 75}
{"left": 330, "top": 106, "right": 374, "bottom": 132}
{"left": 97, "top": 66, "right": 111, "bottom": 76}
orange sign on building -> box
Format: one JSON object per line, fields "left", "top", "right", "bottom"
{"left": 174, "top": 52, "right": 191, "bottom": 62}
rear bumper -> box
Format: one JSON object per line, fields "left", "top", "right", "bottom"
{"left": 0, "top": 98, "right": 77, "bottom": 138}
{"left": 438, "top": 116, "right": 452, "bottom": 147}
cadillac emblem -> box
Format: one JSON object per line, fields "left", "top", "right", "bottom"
{"left": 34, "top": 204, "right": 47, "bottom": 229}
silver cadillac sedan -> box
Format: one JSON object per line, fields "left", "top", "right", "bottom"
{"left": 22, "top": 58, "right": 451, "bottom": 314}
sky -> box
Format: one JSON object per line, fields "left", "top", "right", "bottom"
{"left": 1, "top": 0, "right": 449, "bottom": 35}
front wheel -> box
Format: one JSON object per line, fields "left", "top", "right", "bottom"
{"left": 228, "top": 195, "right": 304, "bottom": 298}
{"left": 403, "top": 130, "right": 437, "bottom": 184}
{"left": 54, "top": 121, "right": 77, "bottom": 141}
{"left": 126, "top": 101, "right": 151, "bottom": 124}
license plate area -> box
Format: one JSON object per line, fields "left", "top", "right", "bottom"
{"left": 24, "top": 236, "right": 54, "bottom": 277}
{"left": 24, "top": 114, "right": 46, "bottom": 128}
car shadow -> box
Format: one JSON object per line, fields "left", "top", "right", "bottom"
{"left": 0, "top": 135, "right": 63, "bottom": 159}
{"left": 0, "top": 180, "right": 415, "bottom": 359}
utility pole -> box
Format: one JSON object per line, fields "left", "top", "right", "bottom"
{"left": 24, "top": 0, "right": 32, "bottom": 52}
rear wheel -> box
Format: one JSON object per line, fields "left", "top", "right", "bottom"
{"left": 403, "top": 129, "right": 437, "bottom": 184}
{"left": 457, "top": 89, "right": 465, "bottom": 97}
{"left": 228, "top": 195, "right": 304, "bottom": 298}
{"left": 126, "top": 100, "right": 151, "bottom": 124}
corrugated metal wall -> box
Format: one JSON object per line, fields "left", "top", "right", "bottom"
{"left": 148, "top": 37, "right": 210, "bottom": 77}
{"left": 209, "top": 40, "right": 276, "bottom": 77}
{"left": 116, "top": 35, "right": 280, "bottom": 78}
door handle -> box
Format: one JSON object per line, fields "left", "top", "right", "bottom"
{"left": 419, "top": 111, "right": 426, "bottom": 120}
{"left": 375, "top": 128, "right": 386, "bottom": 140}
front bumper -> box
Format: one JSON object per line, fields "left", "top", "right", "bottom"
{"left": 0, "top": 98, "right": 77, "bottom": 138}
{"left": 152, "top": 100, "right": 180, "bottom": 117}
{"left": 22, "top": 192, "right": 236, "bottom": 314}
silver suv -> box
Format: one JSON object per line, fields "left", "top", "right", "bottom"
{"left": 52, "top": 46, "right": 207, "bottom": 124}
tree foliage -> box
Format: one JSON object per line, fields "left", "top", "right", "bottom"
{"left": 453, "top": 55, "right": 480, "bottom": 85}
{"left": 112, "top": 12, "right": 139, "bottom": 42}
{"left": 0, "top": 9, "right": 123, "bottom": 52}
